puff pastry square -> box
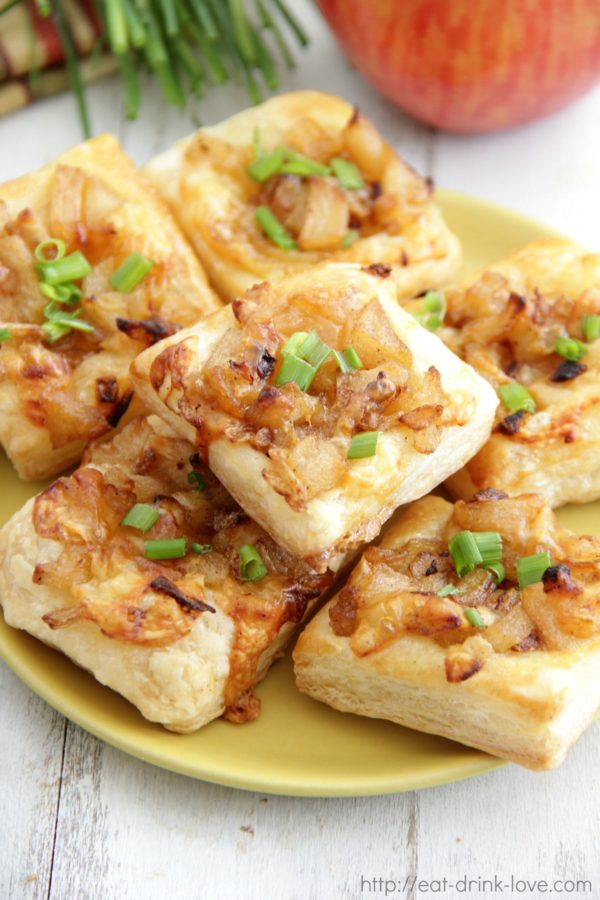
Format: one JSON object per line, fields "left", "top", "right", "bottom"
{"left": 131, "top": 262, "right": 497, "bottom": 569}
{"left": 437, "top": 240, "right": 600, "bottom": 507}
{"left": 294, "top": 491, "right": 600, "bottom": 770}
{"left": 142, "top": 90, "right": 461, "bottom": 301}
{"left": 0, "top": 134, "right": 219, "bottom": 480}
{"left": 0, "top": 415, "right": 333, "bottom": 732}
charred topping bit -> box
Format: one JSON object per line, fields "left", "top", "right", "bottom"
{"left": 498, "top": 410, "right": 525, "bottom": 435}
{"left": 95, "top": 376, "right": 119, "bottom": 404}
{"left": 144, "top": 538, "right": 188, "bottom": 560}
{"left": 109, "top": 253, "right": 154, "bottom": 293}
{"left": 581, "top": 314, "right": 600, "bottom": 342}
{"left": 363, "top": 262, "right": 392, "bottom": 278}
{"left": 516, "top": 552, "right": 552, "bottom": 590}
{"left": 424, "top": 560, "right": 438, "bottom": 576}
{"left": 121, "top": 503, "right": 160, "bottom": 533}
{"left": 541, "top": 564, "right": 582, "bottom": 595}
{"left": 107, "top": 390, "right": 133, "bottom": 427}
{"left": 512, "top": 631, "right": 541, "bottom": 652}
{"left": 329, "top": 588, "right": 358, "bottom": 636}
{"left": 550, "top": 359, "right": 587, "bottom": 382}
{"left": 116, "top": 317, "right": 180, "bottom": 345}
{"left": 497, "top": 383, "right": 536, "bottom": 414}
{"left": 257, "top": 349, "right": 276, "bottom": 379}
{"left": 149, "top": 575, "right": 215, "bottom": 613}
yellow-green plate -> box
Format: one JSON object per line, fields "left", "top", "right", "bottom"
{"left": 0, "top": 190, "right": 597, "bottom": 796}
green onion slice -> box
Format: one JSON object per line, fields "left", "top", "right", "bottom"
{"left": 247, "top": 145, "right": 286, "bottom": 183}
{"left": 281, "top": 332, "right": 309, "bottom": 357}
{"left": 109, "top": 252, "right": 154, "bottom": 293}
{"left": 187, "top": 471, "right": 206, "bottom": 491}
{"left": 40, "top": 281, "right": 82, "bottom": 304}
{"left": 255, "top": 206, "right": 297, "bottom": 251}
{"left": 581, "top": 314, "right": 600, "bottom": 342}
{"left": 342, "top": 346, "right": 362, "bottom": 370}
{"left": 41, "top": 321, "right": 71, "bottom": 343}
{"left": 347, "top": 430, "right": 380, "bottom": 459}
{"left": 276, "top": 354, "right": 315, "bottom": 391}
{"left": 341, "top": 229, "right": 359, "bottom": 248}
{"left": 555, "top": 335, "right": 588, "bottom": 362}
{"left": 121, "top": 503, "right": 160, "bottom": 533}
{"left": 238, "top": 544, "right": 268, "bottom": 582}
{"left": 0, "top": 327, "right": 11, "bottom": 342}
{"left": 517, "top": 552, "right": 552, "bottom": 590}
{"left": 472, "top": 531, "right": 502, "bottom": 566}
{"left": 486, "top": 561, "right": 506, "bottom": 585}
{"left": 437, "top": 584, "right": 459, "bottom": 597}
{"left": 465, "top": 608, "right": 486, "bottom": 628}
{"left": 37, "top": 250, "right": 91, "bottom": 285}
{"left": 192, "top": 543, "right": 212, "bottom": 555}
{"left": 297, "top": 330, "right": 331, "bottom": 369}
{"left": 280, "top": 151, "right": 330, "bottom": 177}
{"left": 498, "top": 383, "right": 536, "bottom": 414}
{"left": 144, "top": 538, "right": 188, "bottom": 560}
{"left": 330, "top": 157, "right": 364, "bottom": 190}
{"left": 42, "top": 314, "right": 94, "bottom": 334}
{"left": 34, "top": 238, "right": 66, "bottom": 263}
{"left": 449, "top": 530, "right": 483, "bottom": 577}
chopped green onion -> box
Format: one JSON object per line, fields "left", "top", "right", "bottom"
{"left": 41, "top": 321, "right": 71, "bottom": 343}
{"left": 255, "top": 206, "right": 297, "bottom": 251}
{"left": 297, "top": 331, "right": 331, "bottom": 369}
{"left": 486, "top": 561, "right": 506, "bottom": 585}
{"left": 37, "top": 250, "right": 91, "bottom": 285}
{"left": 437, "top": 584, "right": 459, "bottom": 597}
{"left": 192, "top": 542, "right": 212, "bottom": 555}
{"left": 281, "top": 332, "right": 309, "bottom": 357}
{"left": 555, "top": 335, "right": 588, "bottom": 362}
{"left": 280, "top": 151, "right": 330, "bottom": 177}
{"left": 341, "top": 229, "right": 359, "bottom": 248}
{"left": 42, "top": 313, "right": 94, "bottom": 334}
{"left": 581, "top": 314, "right": 600, "bottom": 342}
{"left": 330, "top": 157, "right": 364, "bottom": 190}
{"left": 187, "top": 471, "right": 206, "bottom": 491}
{"left": 40, "top": 282, "right": 81, "bottom": 304}
{"left": 121, "top": 503, "right": 160, "bottom": 533}
{"left": 498, "top": 383, "right": 536, "bottom": 414}
{"left": 34, "top": 238, "right": 66, "bottom": 263}
{"left": 517, "top": 552, "right": 552, "bottom": 590}
{"left": 276, "top": 354, "right": 315, "bottom": 391}
{"left": 449, "top": 530, "right": 483, "bottom": 577}
{"left": 109, "top": 253, "right": 154, "bottom": 293}
{"left": 0, "top": 326, "right": 11, "bottom": 342}
{"left": 247, "top": 145, "right": 286, "bottom": 182}
{"left": 238, "top": 543, "right": 268, "bottom": 582}
{"left": 347, "top": 430, "right": 380, "bottom": 459}
{"left": 342, "top": 346, "right": 362, "bottom": 370}
{"left": 472, "top": 531, "right": 502, "bottom": 566}
{"left": 144, "top": 538, "right": 188, "bottom": 560}
{"left": 421, "top": 291, "right": 445, "bottom": 315}
{"left": 465, "top": 608, "right": 486, "bottom": 629}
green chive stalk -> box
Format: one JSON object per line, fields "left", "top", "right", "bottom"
{"left": 3, "top": 0, "right": 308, "bottom": 137}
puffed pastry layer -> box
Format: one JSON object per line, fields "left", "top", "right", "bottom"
{"left": 143, "top": 90, "right": 461, "bottom": 301}
{"left": 131, "top": 262, "right": 497, "bottom": 570}
{"left": 0, "top": 134, "right": 219, "bottom": 480}
{"left": 294, "top": 491, "right": 600, "bottom": 769}
{"left": 0, "top": 415, "right": 332, "bottom": 732}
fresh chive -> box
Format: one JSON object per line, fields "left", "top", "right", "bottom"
{"left": 144, "top": 538, "right": 188, "bottom": 559}
{"left": 238, "top": 543, "right": 268, "bottom": 581}
{"left": 347, "top": 430, "right": 380, "bottom": 460}
{"left": 0, "top": 327, "right": 11, "bottom": 342}
{"left": 271, "top": 0, "right": 308, "bottom": 46}
{"left": 254, "top": 0, "right": 295, "bottom": 69}
{"left": 330, "top": 156, "right": 364, "bottom": 190}
{"left": 281, "top": 332, "right": 309, "bottom": 357}
{"left": 38, "top": 250, "right": 91, "bottom": 285}
{"left": 465, "top": 608, "right": 486, "bottom": 628}
{"left": 498, "top": 383, "right": 536, "bottom": 414}
{"left": 276, "top": 354, "right": 315, "bottom": 391}
{"left": 192, "top": 542, "right": 212, "bottom": 554}
{"left": 517, "top": 552, "right": 552, "bottom": 590}
{"left": 255, "top": 205, "right": 297, "bottom": 250}
{"left": 159, "top": 0, "right": 179, "bottom": 37}
{"left": 472, "top": 531, "right": 502, "bottom": 566}
{"left": 280, "top": 151, "right": 330, "bottom": 177}
{"left": 121, "top": 503, "right": 160, "bottom": 533}
{"left": 121, "top": 0, "right": 147, "bottom": 48}
{"left": 109, "top": 252, "right": 154, "bottom": 292}
{"left": 486, "top": 561, "right": 506, "bottom": 585}
{"left": 247, "top": 145, "right": 286, "bottom": 183}
{"left": 34, "top": 238, "right": 66, "bottom": 263}
{"left": 253, "top": 27, "right": 279, "bottom": 91}
{"left": 437, "top": 583, "right": 459, "bottom": 597}
{"left": 105, "top": 0, "right": 129, "bottom": 55}
{"left": 449, "top": 530, "right": 483, "bottom": 578}
{"left": 229, "top": 0, "right": 256, "bottom": 63}
{"left": 118, "top": 53, "right": 142, "bottom": 120}
{"left": 581, "top": 315, "right": 600, "bottom": 342}
{"left": 297, "top": 331, "right": 331, "bottom": 369}
{"left": 341, "top": 229, "right": 359, "bottom": 248}
{"left": 555, "top": 335, "right": 588, "bottom": 362}
{"left": 54, "top": 0, "right": 91, "bottom": 138}
{"left": 187, "top": 470, "right": 206, "bottom": 491}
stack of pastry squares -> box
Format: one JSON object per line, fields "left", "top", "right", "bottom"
{"left": 1, "top": 92, "right": 599, "bottom": 770}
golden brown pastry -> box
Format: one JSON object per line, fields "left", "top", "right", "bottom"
{"left": 0, "top": 415, "right": 333, "bottom": 732}
{"left": 142, "top": 90, "right": 461, "bottom": 301}
{"left": 294, "top": 490, "right": 600, "bottom": 770}
{"left": 425, "top": 240, "right": 600, "bottom": 507}
{"left": 0, "top": 134, "right": 219, "bottom": 480}
{"left": 131, "top": 261, "right": 497, "bottom": 570}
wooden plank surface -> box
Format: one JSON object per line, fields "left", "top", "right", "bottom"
{"left": 1, "top": 1, "right": 600, "bottom": 897}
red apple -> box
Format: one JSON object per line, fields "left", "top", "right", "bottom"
{"left": 318, "top": 0, "right": 600, "bottom": 132}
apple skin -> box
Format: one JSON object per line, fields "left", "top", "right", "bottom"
{"left": 318, "top": 0, "right": 600, "bottom": 132}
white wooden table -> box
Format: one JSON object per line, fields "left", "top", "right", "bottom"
{"left": 1, "top": 3, "right": 600, "bottom": 898}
